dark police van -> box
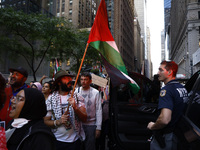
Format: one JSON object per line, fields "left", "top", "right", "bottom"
{"left": 108, "top": 71, "right": 200, "bottom": 150}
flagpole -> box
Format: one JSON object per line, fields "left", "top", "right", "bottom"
{"left": 71, "top": 43, "right": 89, "bottom": 97}
{"left": 65, "top": 43, "right": 89, "bottom": 114}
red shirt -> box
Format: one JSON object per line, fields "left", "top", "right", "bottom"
{"left": 0, "top": 87, "right": 13, "bottom": 126}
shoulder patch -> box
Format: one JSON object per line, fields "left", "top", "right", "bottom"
{"left": 160, "top": 89, "right": 166, "bottom": 97}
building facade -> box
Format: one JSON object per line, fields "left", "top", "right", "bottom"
{"left": 111, "top": 0, "right": 135, "bottom": 72}
{"left": 164, "top": 0, "right": 171, "bottom": 34}
{"left": 146, "top": 27, "right": 152, "bottom": 79}
{"left": 54, "top": 0, "right": 100, "bottom": 28}
{"left": 134, "top": 0, "right": 152, "bottom": 78}
{"left": 0, "top": 0, "right": 53, "bottom": 16}
{"left": 170, "top": 0, "right": 200, "bottom": 78}
{"left": 161, "top": 29, "right": 165, "bottom": 61}
{"left": 134, "top": 11, "right": 145, "bottom": 73}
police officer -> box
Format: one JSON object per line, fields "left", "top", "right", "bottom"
{"left": 147, "top": 60, "right": 188, "bottom": 150}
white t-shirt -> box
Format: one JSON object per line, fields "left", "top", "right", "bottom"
{"left": 54, "top": 95, "right": 78, "bottom": 142}
{"left": 75, "top": 87, "right": 102, "bottom": 130}
{"left": 46, "top": 94, "right": 85, "bottom": 142}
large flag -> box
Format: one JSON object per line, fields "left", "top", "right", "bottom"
{"left": 87, "top": 0, "right": 140, "bottom": 94}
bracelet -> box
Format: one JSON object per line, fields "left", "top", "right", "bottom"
{"left": 54, "top": 120, "right": 57, "bottom": 128}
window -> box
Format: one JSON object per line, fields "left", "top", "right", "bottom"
{"left": 69, "top": 0, "right": 72, "bottom": 5}
{"left": 62, "top": 5, "right": 65, "bottom": 11}
{"left": 199, "top": 26, "right": 200, "bottom": 35}
{"left": 69, "top": 9, "right": 72, "bottom": 15}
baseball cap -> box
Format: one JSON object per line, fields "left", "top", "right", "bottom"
{"left": 9, "top": 67, "right": 28, "bottom": 78}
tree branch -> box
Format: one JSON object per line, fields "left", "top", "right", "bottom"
{"left": 35, "top": 37, "right": 53, "bottom": 73}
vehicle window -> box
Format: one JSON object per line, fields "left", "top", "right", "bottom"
{"left": 186, "top": 76, "right": 200, "bottom": 128}
{"left": 177, "top": 78, "right": 188, "bottom": 86}
{"left": 116, "top": 75, "right": 159, "bottom": 104}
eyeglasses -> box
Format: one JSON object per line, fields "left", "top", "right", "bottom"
{"left": 11, "top": 96, "right": 25, "bottom": 103}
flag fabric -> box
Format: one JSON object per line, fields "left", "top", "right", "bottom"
{"left": 52, "top": 58, "right": 60, "bottom": 80}
{"left": 54, "top": 58, "right": 60, "bottom": 74}
{"left": 87, "top": 0, "right": 140, "bottom": 94}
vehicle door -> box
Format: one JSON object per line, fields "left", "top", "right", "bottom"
{"left": 177, "top": 70, "right": 200, "bottom": 150}
{"left": 109, "top": 72, "right": 160, "bottom": 150}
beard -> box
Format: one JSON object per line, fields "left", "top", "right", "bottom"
{"left": 60, "top": 81, "right": 72, "bottom": 92}
{"left": 10, "top": 77, "right": 24, "bottom": 88}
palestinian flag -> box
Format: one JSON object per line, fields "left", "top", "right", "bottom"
{"left": 87, "top": 0, "right": 140, "bottom": 94}
{"left": 54, "top": 58, "right": 60, "bottom": 74}
{"left": 52, "top": 58, "right": 60, "bottom": 80}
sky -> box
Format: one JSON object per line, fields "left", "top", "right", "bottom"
{"left": 147, "top": 0, "right": 164, "bottom": 75}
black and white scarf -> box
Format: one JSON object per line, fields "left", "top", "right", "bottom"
{"left": 47, "top": 91, "right": 84, "bottom": 141}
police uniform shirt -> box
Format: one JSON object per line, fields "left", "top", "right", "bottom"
{"left": 158, "top": 80, "right": 188, "bottom": 129}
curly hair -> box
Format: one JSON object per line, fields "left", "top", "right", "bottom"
{"left": 0, "top": 73, "right": 6, "bottom": 110}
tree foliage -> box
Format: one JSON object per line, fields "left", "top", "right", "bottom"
{"left": 69, "top": 29, "right": 101, "bottom": 73}
{"left": 0, "top": 8, "right": 101, "bottom": 80}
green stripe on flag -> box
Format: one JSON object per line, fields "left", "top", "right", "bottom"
{"left": 90, "top": 41, "right": 128, "bottom": 74}
{"left": 129, "top": 83, "right": 140, "bottom": 94}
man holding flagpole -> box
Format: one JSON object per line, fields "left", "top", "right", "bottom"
{"left": 44, "top": 70, "right": 87, "bottom": 150}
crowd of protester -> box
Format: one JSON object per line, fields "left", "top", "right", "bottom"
{"left": 0, "top": 66, "right": 110, "bottom": 150}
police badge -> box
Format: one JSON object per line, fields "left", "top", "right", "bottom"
{"left": 160, "top": 90, "right": 166, "bottom": 97}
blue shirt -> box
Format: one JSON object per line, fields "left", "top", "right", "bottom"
{"left": 158, "top": 80, "right": 188, "bottom": 129}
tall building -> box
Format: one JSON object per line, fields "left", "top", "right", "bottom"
{"left": 42, "top": 0, "right": 56, "bottom": 15}
{"left": 106, "top": 0, "right": 136, "bottom": 72}
{"left": 134, "top": 0, "right": 152, "bottom": 78}
{"left": 161, "top": 29, "right": 165, "bottom": 61}
{"left": 52, "top": 0, "right": 100, "bottom": 28}
{"left": 134, "top": 10, "right": 144, "bottom": 73}
{"left": 164, "top": 0, "right": 171, "bottom": 65}
{"left": 164, "top": 0, "right": 171, "bottom": 34}
{"left": 134, "top": 0, "right": 147, "bottom": 58}
{"left": 134, "top": 0, "right": 146, "bottom": 42}
{"left": 146, "top": 27, "right": 152, "bottom": 78}
{"left": 170, "top": 0, "right": 200, "bottom": 78}
{"left": 0, "top": 0, "right": 53, "bottom": 16}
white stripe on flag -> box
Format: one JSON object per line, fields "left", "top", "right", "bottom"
{"left": 121, "top": 71, "right": 138, "bottom": 86}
